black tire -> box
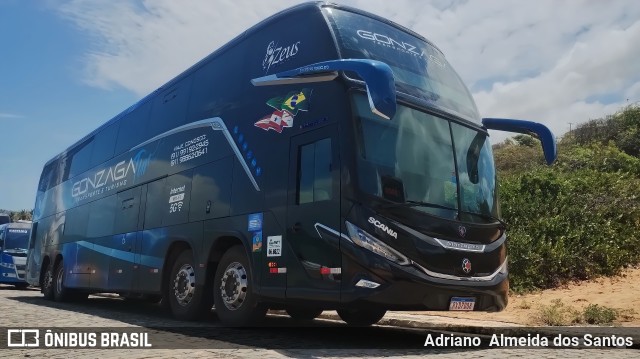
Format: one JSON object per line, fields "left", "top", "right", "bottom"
{"left": 41, "top": 261, "right": 54, "bottom": 300}
{"left": 13, "top": 283, "right": 29, "bottom": 289}
{"left": 214, "top": 245, "right": 266, "bottom": 327}
{"left": 337, "top": 308, "right": 387, "bottom": 326}
{"left": 167, "top": 249, "right": 213, "bottom": 321}
{"left": 286, "top": 307, "right": 323, "bottom": 321}
{"left": 52, "top": 261, "right": 72, "bottom": 302}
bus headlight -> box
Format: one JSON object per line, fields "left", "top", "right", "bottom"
{"left": 0, "top": 262, "right": 15, "bottom": 269}
{"left": 345, "top": 221, "right": 410, "bottom": 265}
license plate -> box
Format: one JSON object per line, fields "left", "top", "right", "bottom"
{"left": 449, "top": 297, "right": 475, "bottom": 311}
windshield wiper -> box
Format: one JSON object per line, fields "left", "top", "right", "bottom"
{"left": 379, "top": 200, "right": 457, "bottom": 212}
{"left": 458, "top": 210, "right": 508, "bottom": 229}
{"left": 379, "top": 201, "right": 508, "bottom": 228}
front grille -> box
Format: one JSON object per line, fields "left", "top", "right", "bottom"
{"left": 15, "top": 265, "right": 26, "bottom": 279}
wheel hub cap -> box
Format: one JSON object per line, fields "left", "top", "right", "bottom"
{"left": 173, "top": 264, "right": 196, "bottom": 306}
{"left": 220, "top": 262, "right": 247, "bottom": 311}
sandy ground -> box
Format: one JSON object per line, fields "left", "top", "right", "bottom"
{"left": 418, "top": 267, "right": 640, "bottom": 326}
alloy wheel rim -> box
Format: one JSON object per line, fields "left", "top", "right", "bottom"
{"left": 220, "top": 262, "right": 248, "bottom": 311}
{"left": 173, "top": 264, "right": 196, "bottom": 306}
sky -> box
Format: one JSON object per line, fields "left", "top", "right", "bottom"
{"left": 1, "top": 0, "right": 639, "bottom": 211}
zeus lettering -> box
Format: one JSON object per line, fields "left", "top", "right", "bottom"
{"left": 262, "top": 40, "right": 300, "bottom": 73}
{"left": 72, "top": 159, "right": 136, "bottom": 198}
{"left": 368, "top": 217, "right": 398, "bottom": 239}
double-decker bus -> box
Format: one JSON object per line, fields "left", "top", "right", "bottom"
{"left": 26, "top": 2, "right": 557, "bottom": 326}
{"left": 1, "top": 222, "right": 31, "bottom": 288}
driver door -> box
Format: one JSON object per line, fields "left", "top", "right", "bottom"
{"left": 285, "top": 124, "right": 342, "bottom": 302}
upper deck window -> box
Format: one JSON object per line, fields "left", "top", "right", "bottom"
{"left": 325, "top": 7, "right": 480, "bottom": 123}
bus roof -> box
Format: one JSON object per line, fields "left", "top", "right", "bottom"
{"left": 42, "top": 1, "right": 445, "bottom": 169}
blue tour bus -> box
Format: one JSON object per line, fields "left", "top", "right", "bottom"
{"left": 26, "top": 2, "right": 557, "bottom": 326}
{"left": 0, "top": 222, "right": 31, "bottom": 288}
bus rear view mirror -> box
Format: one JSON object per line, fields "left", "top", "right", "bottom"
{"left": 482, "top": 118, "right": 558, "bottom": 165}
{"left": 251, "top": 59, "right": 396, "bottom": 120}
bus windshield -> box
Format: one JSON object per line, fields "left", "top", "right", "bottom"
{"left": 326, "top": 7, "right": 480, "bottom": 123}
{"left": 4, "top": 228, "right": 30, "bottom": 250}
{"left": 352, "top": 93, "right": 498, "bottom": 222}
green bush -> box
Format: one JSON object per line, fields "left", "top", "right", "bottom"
{"left": 555, "top": 142, "right": 640, "bottom": 176}
{"left": 493, "top": 141, "right": 545, "bottom": 174}
{"left": 582, "top": 304, "right": 618, "bottom": 325}
{"left": 537, "top": 299, "right": 582, "bottom": 326}
{"left": 500, "top": 161, "right": 640, "bottom": 292}
{"left": 571, "top": 103, "right": 640, "bottom": 157}
{"left": 536, "top": 301, "right": 622, "bottom": 326}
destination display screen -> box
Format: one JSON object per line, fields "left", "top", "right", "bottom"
{"left": 326, "top": 7, "right": 481, "bottom": 123}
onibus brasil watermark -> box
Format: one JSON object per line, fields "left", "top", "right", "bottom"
{"left": 6, "top": 329, "right": 152, "bottom": 348}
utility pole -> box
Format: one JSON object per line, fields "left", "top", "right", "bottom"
{"left": 568, "top": 122, "right": 573, "bottom": 138}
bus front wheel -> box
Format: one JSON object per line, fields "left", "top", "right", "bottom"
{"left": 213, "top": 245, "right": 266, "bottom": 327}
{"left": 167, "top": 249, "right": 213, "bottom": 321}
{"left": 337, "top": 308, "right": 387, "bottom": 326}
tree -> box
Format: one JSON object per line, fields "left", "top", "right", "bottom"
{"left": 10, "top": 210, "right": 33, "bottom": 222}
{"left": 513, "top": 134, "right": 538, "bottom": 147}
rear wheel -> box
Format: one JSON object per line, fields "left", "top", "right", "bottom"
{"left": 41, "top": 262, "right": 54, "bottom": 300}
{"left": 337, "top": 308, "right": 387, "bottom": 326}
{"left": 167, "top": 249, "right": 212, "bottom": 321}
{"left": 214, "top": 245, "right": 266, "bottom": 326}
{"left": 52, "top": 261, "right": 73, "bottom": 302}
{"left": 286, "top": 307, "right": 323, "bottom": 321}
{"left": 43, "top": 260, "right": 86, "bottom": 302}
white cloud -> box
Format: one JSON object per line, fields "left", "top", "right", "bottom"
{"left": 57, "top": 0, "right": 303, "bottom": 95}
{"left": 56, "top": 0, "right": 640, "bottom": 143}
{"left": 476, "top": 19, "right": 640, "bottom": 143}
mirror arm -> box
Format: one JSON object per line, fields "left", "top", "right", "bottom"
{"left": 251, "top": 59, "right": 396, "bottom": 120}
{"left": 482, "top": 118, "right": 558, "bottom": 165}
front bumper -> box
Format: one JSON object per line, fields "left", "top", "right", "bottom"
{"left": 340, "top": 247, "right": 508, "bottom": 311}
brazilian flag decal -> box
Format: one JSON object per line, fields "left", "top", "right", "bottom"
{"left": 266, "top": 88, "right": 311, "bottom": 116}
{"left": 255, "top": 88, "right": 313, "bottom": 133}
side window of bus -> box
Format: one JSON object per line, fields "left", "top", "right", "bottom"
{"left": 114, "top": 100, "right": 152, "bottom": 157}
{"left": 66, "top": 137, "right": 95, "bottom": 181}
{"left": 298, "top": 138, "right": 332, "bottom": 204}
{"left": 148, "top": 80, "right": 192, "bottom": 139}
{"left": 90, "top": 122, "right": 120, "bottom": 168}
{"left": 39, "top": 163, "right": 55, "bottom": 192}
